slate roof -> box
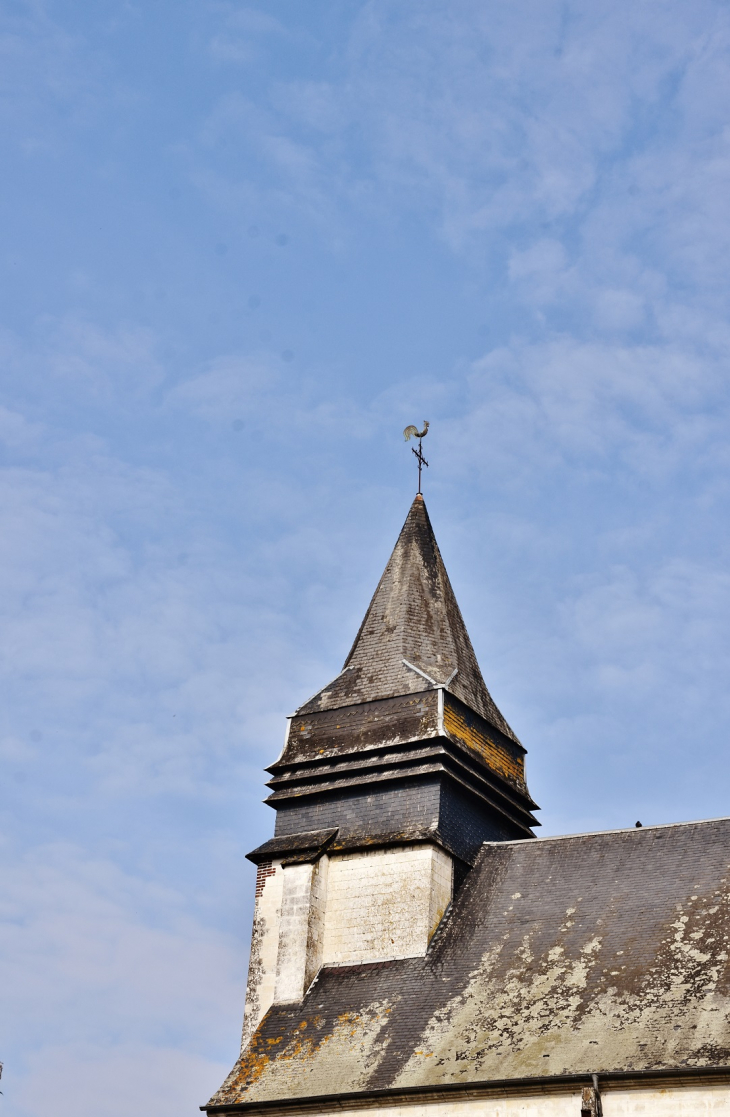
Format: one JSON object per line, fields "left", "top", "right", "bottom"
{"left": 209, "top": 817, "right": 730, "bottom": 1107}
{"left": 298, "top": 495, "right": 518, "bottom": 743}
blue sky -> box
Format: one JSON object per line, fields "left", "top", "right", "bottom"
{"left": 3, "top": 0, "right": 730, "bottom": 1112}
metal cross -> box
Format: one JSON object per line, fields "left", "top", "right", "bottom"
{"left": 412, "top": 438, "right": 429, "bottom": 494}
{"left": 403, "top": 421, "right": 430, "bottom": 494}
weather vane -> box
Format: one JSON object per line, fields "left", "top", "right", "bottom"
{"left": 403, "top": 420, "right": 430, "bottom": 494}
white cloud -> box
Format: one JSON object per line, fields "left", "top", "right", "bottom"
{"left": 593, "top": 289, "right": 646, "bottom": 332}
{"left": 191, "top": 0, "right": 730, "bottom": 373}
{"left": 0, "top": 404, "right": 44, "bottom": 451}
{"left": 508, "top": 239, "right": 570, "bottom": 304}
{"left": 14, "top": 1044, "right": 229, "bottom": 1117}
{"left": 0, "top": 845, "right": 240, "bottom": 1116}
{"left": 167, "top": 352, "right": 279, "bottom": 422}
{"left": 454, "top": 335, "right": 723, "bottom": 488}
{"left": 45, "top": 319, "right": 165, "bottom": 402}
{"left": 563, "top": 559, "right": 730, "bottom": 692}
{"left": 208, "top": 3, "right": 286, "bottom": 66}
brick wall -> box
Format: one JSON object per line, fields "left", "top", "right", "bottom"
{"left": 255, "top": 860, "right": 277, "bottom": 898}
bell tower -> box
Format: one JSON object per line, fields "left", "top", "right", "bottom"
{"left": 238, "top": 494, "right": 539, "bottom": 1049}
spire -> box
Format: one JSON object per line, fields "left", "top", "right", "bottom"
{"left": 298, "top": 495, "right": 518, "bottom": 743}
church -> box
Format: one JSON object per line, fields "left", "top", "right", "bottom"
{"left": 204, "top": 492, "right": 730, "bottom": 1117}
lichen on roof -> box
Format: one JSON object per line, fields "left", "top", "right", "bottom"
{"left": 208, "top": 818, "right": 730, "bottom": 1107}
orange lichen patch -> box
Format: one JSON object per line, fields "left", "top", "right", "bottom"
{"left": 211, "top": 1023, "right": 292, "bottom": 1101}
{"left": 443, "top": 697, "right": 526, "bottom": 791}
{"left": 222, "top": 1035, "right": 277, "bottom": 1095}
{"left": 208, "top": 1002, "right": 395, "bottom": 1107}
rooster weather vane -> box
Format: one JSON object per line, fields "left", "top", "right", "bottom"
{"left": 403, "top": 420, "right": 430, "bottom": 494}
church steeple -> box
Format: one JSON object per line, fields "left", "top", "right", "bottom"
{"left": 300, "top": 493, "right": 518, "bottom": 743}
{"left": 258, "top": 495, "right": 538, "bottom": 863}
{"left": 237, "top": 494, "right": 539, "bottom": 1049}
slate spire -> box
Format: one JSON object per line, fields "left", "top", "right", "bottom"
{"left": 298, "top": 494, "right": 518, "bottom": 742}
{"left": 263, "top": 492, "right": 539, "bottom": 861}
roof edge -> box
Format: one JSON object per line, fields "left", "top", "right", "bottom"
{"left": 202, "top": 1064, "right": 730, "bottom": 1113}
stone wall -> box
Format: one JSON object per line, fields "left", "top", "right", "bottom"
{"left": 240, "top": 843, "right": 453, "bottom": 1049}
{"left": 240, "top": 860, "right": 284, "bottom": 1051}
{"left": 322, "top": 846, "right": 453, "bottom": 965}
{"left": 274, "top": 858, "right": 329, "bottom": 1004}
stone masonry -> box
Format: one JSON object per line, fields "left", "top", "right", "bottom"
{"left": 241, "top": 841, "right": 454, "bottom": 1045}
{"left": 322, "top": 845, "right": 453, "bottom": 966}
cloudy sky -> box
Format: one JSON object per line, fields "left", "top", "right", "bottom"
{"left": 2, "top": 0, "right": 730, "bottom": 1112}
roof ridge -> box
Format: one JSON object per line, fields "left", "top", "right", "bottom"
{"left": 483, "top": 814, "right": 730, "bottom": 845}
